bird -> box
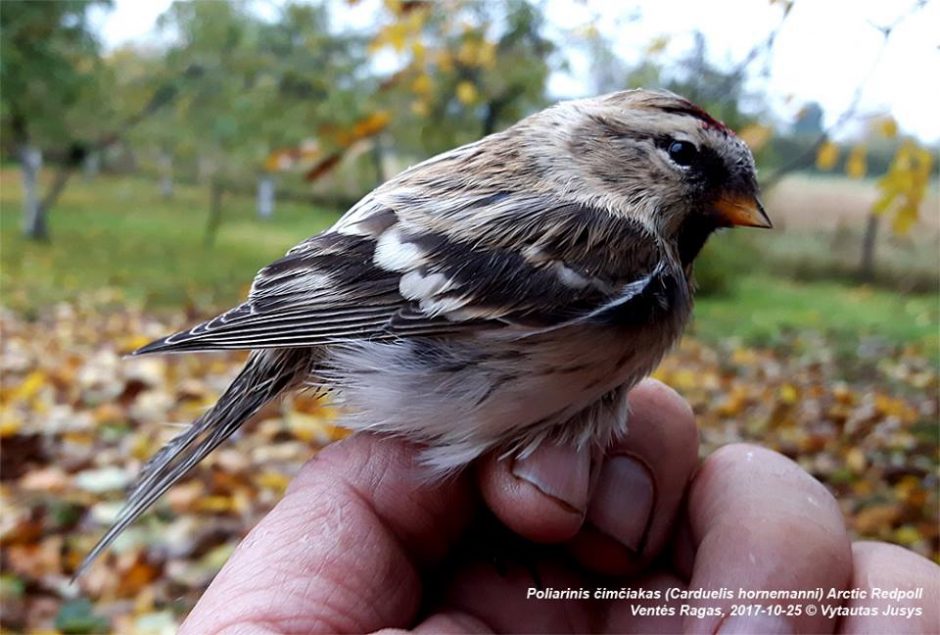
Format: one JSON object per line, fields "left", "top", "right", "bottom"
{"left": 78, "top": 88, "right": 770, "bottom": 574}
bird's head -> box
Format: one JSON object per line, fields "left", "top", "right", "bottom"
{"left": 526, "top": 89, "right": 771, "bottom": 266}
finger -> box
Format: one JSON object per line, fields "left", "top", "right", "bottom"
{"left": 683, "top": 444, "right": 853, "bottom": 635}
{"left": 839, "top": 541, "right": 940, "bottom": 634}
{"left": 477, "top": 379, "right": 698, "bottom": 560}
{"left": 476, "top": 439, "right": 593, "bottom": 543}
{"left": 408, "top": 612, "right": 493, "bottom": 634}
{"left": 180, "top": 434, "right": 476, "bottom": 634}
{"left": 570, "top": 379, "right": 699, "bottom": 575}
{"left": 437, "top": 552, "right": 597, "bottom": 633}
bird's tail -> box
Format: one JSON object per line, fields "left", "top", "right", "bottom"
{"left": 76, "top": 349, "right": 310, "bottom": 578}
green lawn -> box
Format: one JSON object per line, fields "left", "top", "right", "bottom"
{"left": 2, "top": 170, "right": 937, "bottom": 352}
{"left": 1, "top": 171, "right": 340, "bottom": 312}
{"left": 693, "top": 275, "right": 939, "bottom": 349}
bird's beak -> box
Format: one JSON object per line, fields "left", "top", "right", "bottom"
{"left": 712, "top": 193, "right": 772, "bottom": 228}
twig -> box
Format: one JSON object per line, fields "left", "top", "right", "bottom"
{"left": 761, "top": 0, "right": 928, "bottom": 190}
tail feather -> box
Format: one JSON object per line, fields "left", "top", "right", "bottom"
{"left": 76, "top": 349, "right": 309, "bottom": 578}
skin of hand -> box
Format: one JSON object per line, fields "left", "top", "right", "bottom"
{"left": 181, "top": 379, "right": 940, "bottom": 635}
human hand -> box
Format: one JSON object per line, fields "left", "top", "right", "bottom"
{"left": 181, "top": 379, "right": 939, "bottom": 634}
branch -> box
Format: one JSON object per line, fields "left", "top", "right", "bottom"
{"left": 91, "top": 82, "right": 180, "bottom": 153}
{"left": 39, "top": 163, "right": 74, "bottom": 212}
{"left": 761, "top": 1, "right": 927, "bottom": 191}
{"left": 26, "top": 78, "right": 183, "bottom": 238}
{"left": 717, "top": 0, "right": 794, "bottom": 97}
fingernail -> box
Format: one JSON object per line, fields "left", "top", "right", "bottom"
{"left": 717, "top": 615, "right": 794, "bottom": 634}
{"left": 511, "top": 443, "right": 590, "bottom": 514}
{"left": 587, "top": 455, "right": 654, "bottom": 553}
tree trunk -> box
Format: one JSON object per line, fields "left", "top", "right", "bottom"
{"left": 481, "top": 86, "right": 524, "bottom": 137}
{"left": 159, "top": 151, "right": 174, "bottom": 199}
{"left": 482, "top": 102, "right": 501, "bottom": 137}
{"left": 205, "top": 180, "right": 224, "bottom": 247}
{"left": 257, "top": 174, "right": 275, "bottom": 219}
{"left": 197, "top": 156, "right": 213, "bottom": 185}
{"left": 20, "top": 146, "right": 47, "bottom": 241}
{"left": 82, "top": 152, "right": 100, "bottom": 180}
{"left": 21, "top": 147, "right": 77, "bottom": 242}
{"left": 858, "top": 213, "right": 880, "bottom": 282}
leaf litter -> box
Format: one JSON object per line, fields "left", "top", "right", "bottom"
{"left": 1, "top": 302, "right": 936, "bottom": 632}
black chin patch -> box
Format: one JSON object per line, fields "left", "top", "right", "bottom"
{"left": 676, "top": 213, "right": 720, "bottom": 268}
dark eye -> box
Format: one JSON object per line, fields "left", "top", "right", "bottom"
{"left": 667, "top": 140, "right": 699, "bottom": 167}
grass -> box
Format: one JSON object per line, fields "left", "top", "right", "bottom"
{"left": 693, "top": 274, "right": 939, "bottom": 349}
{"left": 0, "top": 170, "right": 340, "bottom": 312}
{"left": 2, "top": 169, "right": 938, "bottom": 352}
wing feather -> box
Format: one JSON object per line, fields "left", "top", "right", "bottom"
{"left": 137, "top": 171, "right": 680, "bottom": 356}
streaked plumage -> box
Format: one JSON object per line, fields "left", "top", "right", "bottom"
{"left": 79, "top": 89, "right": 769, "bottom": 575}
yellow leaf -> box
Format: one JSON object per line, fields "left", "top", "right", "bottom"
{"left": 845, "top": 447, "right": 866, "bottom": 473}
{"left": 894, "top": 525, "right": 922, "bottom": 546}
{"left": 815, "top": 141, "right": 839, "bottom": 170}
{"left": 404, "top": 6, "right": 427, "bottom": 30}
{"left": 119, "top": 334, "right": 153, "bottom": 353}
{"left": 891, "top": 202, "right": 918, "bottom": 235}
{"left": 662, "top": 368, "right": 698, "bottom": 390}
{"left": 731, "top": 347, "right": 758, "bottom": 365}
{"left": 876, "top": 165, "right": 911, "bottom": 196}
{"left": 435, "top": 50, "right": 454, "bottom": 72}
{"left": 874, "top": 116, "right": 898, "bottom": 138}
{"left": 738, "top": 123, "right": 773, "bottom": 152}
{"left": 411, "top": 73, "right": 432, "bottom": 95}
{"left": 0, "top": 414, "right": 23, "bottom": 438}
{"left": 456, "top": 80, "right": 478, "bottom": 105}
{"left": 410, "top": 100, "right": 429, "bottom": 117}
{"left": 15, "top": 370, "right": 46, "bottom": 401}
{"left": 349, "top": 112, "right": 391, "bottom": 143}
{"left": 778, "top": 383, "right": 798, "bottom": 404}
{"left": 131, "top": 434, "right": 153, "bottom": 460}
{"left": 264, "top": 148, "right": 294, "bottom": 172}
{"left": 896, "top": 475, "right": 928, "bottom": 507}
{"left": 287, "top": 412, "right": 335, "bottom": 444}
{"left": 411, "top": 40, "right": 426, "bottom": 63}
{"left": 256, "top": 471, "right": 290, "bottom": 494}
{"left": 384, "top": 22, "right": 408, "bottom": 52}
{"left": 894, "top": 140, "right": 914, "bottom": 170}
{"left": 646, "top": 35, "right": 669, "bottom": 55}
{"left": 846, "top": 145, "right": 867, "bottom": 179}
{"left": 196, "top": 495, "right": 234, "bottom": 513}
{"left": 913, "top": 147, "right": 934, "bottom": 175}
{"left": 457, "top": 40, "right": 480, "bottom": 66}
{"left": 716, "top": 386, "right": 749, "bottom": 417}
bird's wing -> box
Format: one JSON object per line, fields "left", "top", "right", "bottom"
{"left": 135, "top": 190, "right": 680, "bottom": 355}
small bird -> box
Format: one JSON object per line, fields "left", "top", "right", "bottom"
{"left": 80, "top": 89, "right": 769, "bottom": 573}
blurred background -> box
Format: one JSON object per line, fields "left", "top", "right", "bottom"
{"left": 1, "top": 0, "right": 937, "bottom": 632}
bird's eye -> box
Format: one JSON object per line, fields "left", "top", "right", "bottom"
{"left": 667, "top": 140, "right": 699, "bottom": 167}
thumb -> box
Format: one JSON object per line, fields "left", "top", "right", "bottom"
{"left": 181, "top": 434, "right": 476, "bottom": 634}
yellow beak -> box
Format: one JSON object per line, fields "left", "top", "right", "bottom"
{"left": 712, "top": 193, "right": 772, "bottom": 228}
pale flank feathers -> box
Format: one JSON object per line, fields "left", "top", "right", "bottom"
{"left": 78, "top": 88, "right": 765, "bottom": 576}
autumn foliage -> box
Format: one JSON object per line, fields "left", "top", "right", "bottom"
{"left": 1, "top": 301, "right": 937, "bottom": 631}
{"left": 815, "top": 119, "right": 935, "bottom": 235}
